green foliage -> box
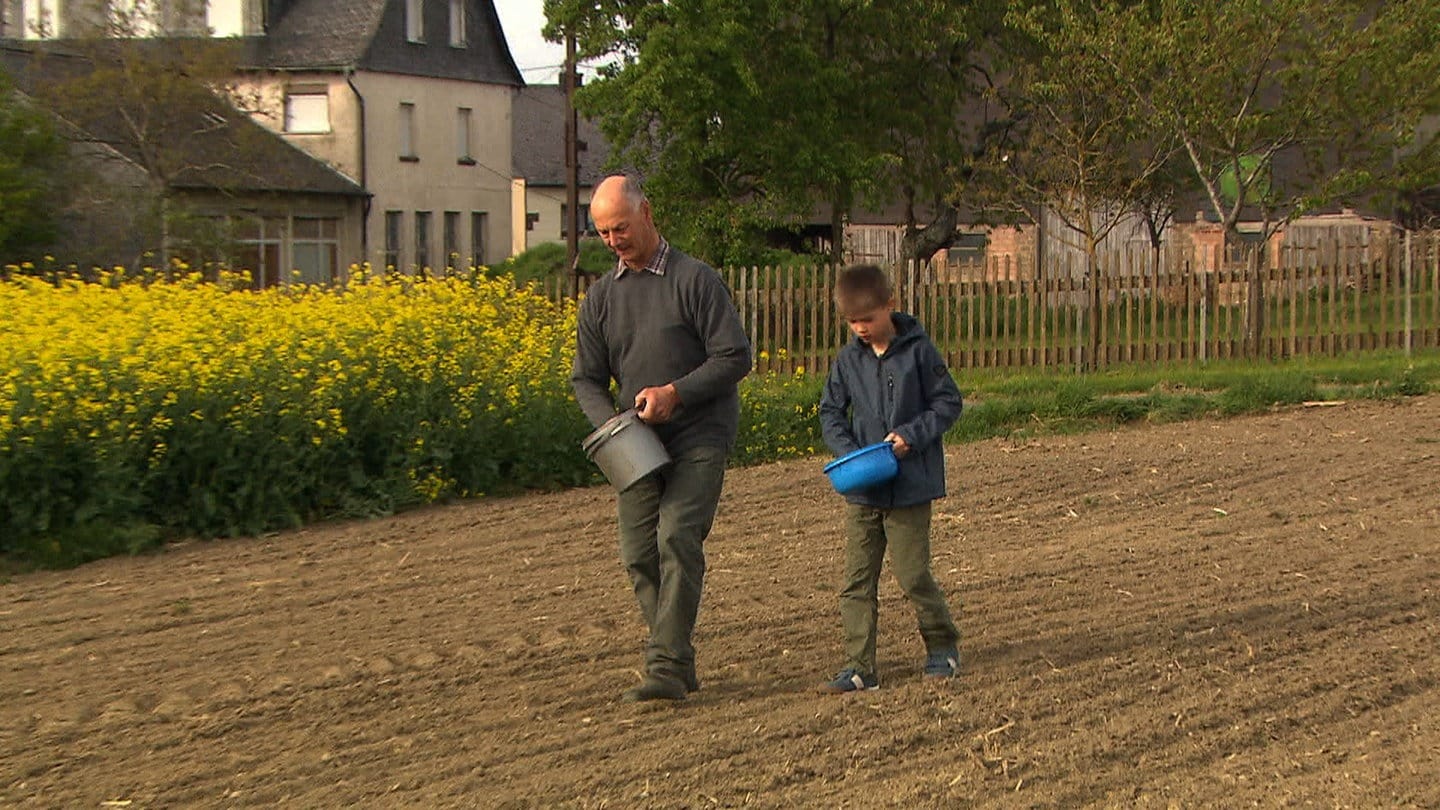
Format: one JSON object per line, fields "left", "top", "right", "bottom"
{"left": 547, "top": 0, "right": 1001, "bottom": 265}
{"left": 1361, "top": 367, "right": 1431, "bottom": 400}
{"left": 988, "top": 0, "right": 1183, "bottom": 256}
{"left": 949, "top": 353, "right": 1439, "bottom": 442}
{"left": 1109, "top": 0, "right": 1440, "bottom": 231}
{"left": 948, "top": 396, "right": 1047, "bottom": 443}
{"left": 492, "top": 239, "right": 617, "bottom": 285}
{"left": 551, "top": 0, "right": 1439, "bottom": 261}
{"left": 0, "top": 76, "right": 67, "bottom": 261}
{"left": 733, "top": 371, "right": 824, "bottom": 466}
{"left": 1216, "top": 373, "right": 1319, "bottom": 414}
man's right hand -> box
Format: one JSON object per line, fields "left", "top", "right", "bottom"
{"left": 635, "top": 384, "right": 681, "bottom": 424}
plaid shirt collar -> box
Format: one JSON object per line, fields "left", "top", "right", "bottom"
{"left": 615, "top": 238, "right": 670, "bottom": 278}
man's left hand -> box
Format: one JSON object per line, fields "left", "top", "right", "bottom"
{"left": 636, "top": 384, "right": 681, "bottom": 424}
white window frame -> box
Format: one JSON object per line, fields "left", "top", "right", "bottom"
{"left": 291, "top": 217, "right": 340, "bottom": 285}
{"left": 449, "top": 0, "right": 466, "bottom": 47}
{"left": 443, "top": 211, "right": 460, "bottom": 272}
{"left": 384, "top": 211, "right": 404, "bottom": 271}
{"left": 206, "top": 0, "right": 245, "bottom": 37}
{"left": 284, "top": 88, "right": 331, "bottom": 134}
{"left": 399, "top": 102, "right": 417, "bottom": 160}
{"left": 234, "top": 215, "right": 287, "bottom": 289}
{"left": 405, "top": 0, "right": 423, "bottom": 43}
{"left": 414, "top": 210, "right": 433, "bottom": 275}
{"left": 109, "top": 0, "right": 161, "bottom": 36}
{"left": 456, "top": 107, "right": 474, "bottom": 164}
{"left": 22, "top": 0, "right": 62, "bottom": 38}
{"left": 471, "top": 211, "right": 488, "bottom": 267}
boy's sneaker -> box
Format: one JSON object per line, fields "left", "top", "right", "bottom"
{"left": 819, "top": 668, "right": 879, "bottom": 694}
{"left": 924, "top": 647, "right": 960, "bottom": 679}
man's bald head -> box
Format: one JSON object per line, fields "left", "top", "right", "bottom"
{"left": 591, "top": 174, "right": 660, "bottom": 269}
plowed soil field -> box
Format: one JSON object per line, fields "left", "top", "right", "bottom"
{"left": 3, "top": 395, "right": 1438, "bottom": 809}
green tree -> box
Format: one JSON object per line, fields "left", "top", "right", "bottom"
{"left": 986, "top": 0, "right": 1440, "bottom": 355}
{"left": 543, "top": 0, "right": 1003, "bottom": 267}
{"left": 979, "top": 1, "right": 1186, "bottom": 367}
{"left": 1121, "top": 0, "right": 1427, "bottom": 232}
{"left": 0, "top": 73, "right": 68, "bottom": 262}
{"left": 1116, "top": 0, "right": 1440, "bottom": 348}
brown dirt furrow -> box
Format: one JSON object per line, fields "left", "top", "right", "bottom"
{"left": 2, "top": 395, "right": 1437, "bottom": 808}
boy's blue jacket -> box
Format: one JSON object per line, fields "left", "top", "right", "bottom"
{"left": 820, "top": 312, "right": 963, "bottom": 508}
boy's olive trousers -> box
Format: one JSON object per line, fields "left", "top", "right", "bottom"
{"left": 840, "top": 501, "right": 961, "bottom": 676}
{"left": 615, "top": 445, "right": 728, "bottom": 683}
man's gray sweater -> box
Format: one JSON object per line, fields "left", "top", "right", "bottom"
{"left": 571, "top": 247, "right": 752, "bottom": 454}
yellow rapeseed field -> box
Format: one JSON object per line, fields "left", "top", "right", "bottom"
{"left": 0, "top": 268, "right": 586, "bottom": 564}
{"left": 0, "top": 267, "right": 825, "bottom": 567}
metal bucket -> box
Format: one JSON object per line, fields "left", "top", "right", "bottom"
{"left": 581, "top": 409, "right": 671, "bottom": 491}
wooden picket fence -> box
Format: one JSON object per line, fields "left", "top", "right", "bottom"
{"left": 545, "top": 230, "right": 1440, "bottom": 375}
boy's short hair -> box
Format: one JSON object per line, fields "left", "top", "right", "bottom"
{"left": 834, "top": 264, "right": 893, "bottom": 317}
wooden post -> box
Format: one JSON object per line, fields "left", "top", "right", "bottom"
{"left": 1403, "top": 231, "right": 1413, "bottom": 357}
{"left": 563, "top": 30, "right": 580, "bottom": 278}
{"left": 1199, "top": 267, "right": 1209, "bottom": 365}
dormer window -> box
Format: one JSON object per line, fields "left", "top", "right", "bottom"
{"left": 109, "top": 0, "right": 161, "bottom": 36}
{"left": 207, "top": 0, "right": 244, "bottom": 37}
{"left": 449, "top": 0, "right": 465, "bottom": 47}
{"left": 405, "top": 0, "right": 423, "bottom": 43}
{"left": 22, "top": 0, "right": 63, "bottom": 38}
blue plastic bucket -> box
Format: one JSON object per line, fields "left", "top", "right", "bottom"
{"left": 822, "top": 441, "right": 899, "bottom": 494}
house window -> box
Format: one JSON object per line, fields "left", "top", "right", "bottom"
{"left": 292, "top": 217, "right": 339, "bottom": 285}
{"left": 405, "top": 0, "right": 423, "bottom": 42}
{"left": 235, "top": 216, "right": 286, "bottom": 289}
{"left": 561, "top": 203, "right": 594, "bottom": 238}
{"left": 449, "top": 0, "right": 466, "bottom": 47}
{"left": 414, "top": 210, "right": 432, "bottom": 275}
{"left": 471, "top": 211, "right": 488, "bottom": 266}
{"left": 444, "top": 211, "right": 460, "bottom": 272}
{"left": 207, "top": 0, "right": 244, "bottom": 36}
{"left": 456, "top": 107, "right": 474, "bottom": 164}
{"left": 284, "top": 88, "right": 330, "bottom": 134}
{"left": 945, "top": 232, "right": 988, "bottom": 265}
{"left": 399, "top": 102, "right": 417, "bottom": 160}
{"left": 109, "top": 0, "right": 162, "bottom": 35}
{"left": 384, "top": 210, "right": 403, "bottom": 271}
{"left": 22, "top": 0, "right": 62, "bottom": 37}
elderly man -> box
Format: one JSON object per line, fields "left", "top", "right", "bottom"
{"left": 571, "top": 174, "right": 752, "bottom": 702}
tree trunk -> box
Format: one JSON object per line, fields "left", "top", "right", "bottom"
{"left": 900, "top": 203, "right": 959, "bottom": 268}
{"left": 829, "top": 204, "right": 846, "bottom": 266}
{"left": 1087, "top": 245, "right": 1102, "bottom": 371}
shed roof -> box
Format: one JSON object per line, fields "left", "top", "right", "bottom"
{"left": 1, "top": 42, "right": 367, "bottom": 197}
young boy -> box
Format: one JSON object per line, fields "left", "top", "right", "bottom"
{"left": 818, "top": 264, "right": 964, "bottom": 693}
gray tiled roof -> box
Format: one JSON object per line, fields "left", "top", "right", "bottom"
{"left": 1, "top": 42, "right": 367, "bottom": 197}
{"left": 512, "top": 84, "right": 613, "bottom": 187}
{"left": 251, "top": 0, "right": 386, "bottom": 69}
{"left": 250, "top": 0, "right": 523, "bottom": 86}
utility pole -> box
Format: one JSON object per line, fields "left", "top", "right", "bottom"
{"left": 564, "top": 28, "right": 580, "bottom": 286}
